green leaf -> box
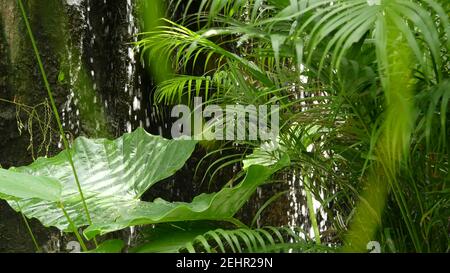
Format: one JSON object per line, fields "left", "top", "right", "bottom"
{"left": 87, "top": 239, "right": 125, "bottom": 253}
{"left": 242, "top": 144, "right": 284, "bottom": 170}
{"left": 137, "top": 225, "right": 331, "bottom": 253}
{"left": 271, "top": 34, "right": 287, "bottom": 65}
{"left": 1, "top": 128, "right": 197, "bottom": 232}
{"left": 83, "top": 154, "right": 289, "bottom": 239}
{"left": 0, "top": 169, "right": 61, "bottom": 201}
{"left": 58, "top": 71, "right": 65, "bottom": 83}
{"left": 131, "top": 222, "right": 218, "bottom": 253}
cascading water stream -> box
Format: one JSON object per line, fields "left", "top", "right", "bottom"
{"left": 285, "top": 76, "right": 331, "bottom": 245}
{"left": 61, "top": 0, "right": 84, "bottom": 143}
{"left": 62, "top": 0, "right": 149, "bottom": 139}
{"left": 59, "top": 0, "right": 151, "bottom": 249}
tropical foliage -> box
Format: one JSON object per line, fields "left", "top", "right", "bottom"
{"left": 0, "top": 128, "right": 295, "bottom": 251}
{"left": 0, "top": 128, "right": 294, "bottom": 245}
{"left": 137, "top": 0, "right": 449, "bottom": 252}
{"left": 132, "top": 223, "right": 334, "bottom": 253}
{"left": 0, "top": 0, "right": 448, "bottom": 253}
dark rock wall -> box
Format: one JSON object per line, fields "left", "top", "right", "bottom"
{"left": 0, "top": 0, "right": 63, "bottom": 253}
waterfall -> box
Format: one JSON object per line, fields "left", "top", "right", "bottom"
{"left": 285, "top": 76, "right": 331, "bottom": 245}
{"left": 61, "top": 0, "right": 149, "bottom": 138}
{"left": 61, "top": 0, "right": 85, "bottom": 143}
{"left": 125, "top": 0, "right": 140, "bottom": 133}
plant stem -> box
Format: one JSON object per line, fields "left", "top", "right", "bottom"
{"left": 304, "top": 175, "right": 321, "bottom": 245}
{"left": 18, "top": 0, "right": 96, "bottom": 246}
{"left": 251, "top": 190, "right": 288, "bottom": 228}
{"left": 227, "top": 218, "right": 249, "bottom": 229}
{"left": 16, "top": 202, "right": 41, "bottom": 252}
{"left": 59, "top": 203, "right": 88, "bottom": 252}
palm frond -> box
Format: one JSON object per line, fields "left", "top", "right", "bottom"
{"left": 182, "top": 226, "right": 335, "bottom": 253}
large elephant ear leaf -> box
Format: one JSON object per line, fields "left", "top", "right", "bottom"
{"left": 83, "top": 154, "right": 290, "bottom": 239}
{"left": 0, "top": 128, "right": 197, "bottom": 231}
{"left": 0, "top": 169, "right": 61, "bottom": 201}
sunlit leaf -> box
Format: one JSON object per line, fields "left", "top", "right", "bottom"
{"left": 0, "top": 128, "right": 197, "bottom": 232}
{"left": 84, "top": 154, "right": 289, "bottom": 239}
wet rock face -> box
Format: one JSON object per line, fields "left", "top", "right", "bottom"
{"left": 0, "top": 1, "right": 57, "bottom": 253}
{"left": 1, "top": 0, "right": 68, "bottom": 165}
{"left": 0, "top": 14, "right": 13, "bottom": 147}
{"left": 0, "top": 2, "right": 30, "bottom": 170}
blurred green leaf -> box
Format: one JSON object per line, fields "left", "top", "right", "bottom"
{"left": 57, "top": 71, "right": 65, "bottom": 83}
